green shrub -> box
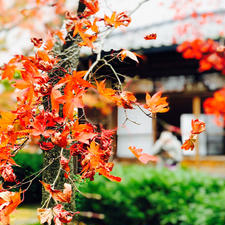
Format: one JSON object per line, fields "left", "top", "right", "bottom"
{"left": 77, "top": 165, "right": 225, "bottom": 225}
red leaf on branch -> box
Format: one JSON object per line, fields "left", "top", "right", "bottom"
{"left": 63, "top": 88, "right": 85, "bottom": 120}
{"left": 191, "top": 119, "right": 206, "bottom": 134}
{"left": 181, "top": 135, "right": 197, "bottom": 151}
{"left": 104, "top": 12, "right": 131, "bottom": 28}
{"left": 0, "top": 164, "right": 16, "bottom": 182}
{"left": 37, "top": 208, "right": 53, "bottom": 225}
{"left": 51, "top": 126, "right": 70, "bottom": 148}
{"left": 118, "top": 91, "right": 137, "bottom": 109}
{"left": 60, "top": 156, "right": 70, "bottom": 179}
{"left": 51, "top": 83, "right": 65, "bottom": 114}
{"left": 82, "top": 0, "right": 99, "bottom": 17}
{"left": 96, "top": 80, "right": 118, "bottom": 103}
{"left": 31, "top": 115, "right": 54, "bottom": 138}
{"left": 0, "top": 190, "right": 22, "bottom": 225}
{"left": 37, "top": 205, "right": 78, "bottom": 225}
{"left": 144, "top": 33, "right": 157, "bottom": 40}
{"left": 40, "top": 181, "right": 72, "bottom": 203}
{"left": 81, "top": 141, "right": 121, "bottom": 182}
{"left": 53, "top": 204, "right": 77, "bottom": 225}
{"left": 71, "top": 120, "right": 97, "bottom": 144}
{"left": 143, "top": 91, "right": 169, "bottom": 114}
{"left": 119, "top": 49, "right": 139, "bottom": 63}
{"left": 31, "top": 37, "right": 43, "bottom": 48}
{"left": 40, "top": 141, "right": 54, "bottom": 151}
{"left": 97, "top": 167, "right": 121, "bottom": 182}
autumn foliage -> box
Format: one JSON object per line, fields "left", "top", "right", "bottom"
{"left": 177, "top": 39, "right": 225, "bottom": 74}
{"left": 0, "top": 0, "right": 169, "bottom": 224}
{"left": 0, "top": 0, "right": 208, "bottom": 224}
{"left": 181, "top": 119, "right": 206, "bottom": 151}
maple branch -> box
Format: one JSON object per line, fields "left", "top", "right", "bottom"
{"left": 83, "top": 58, "right": 101, "bottom": 80}
{"left": 136, "top": 105, "right": 152, "bottom": 118}
{"left": 12, "top": 137, "right": 30, "bottom": 155}
{"left": 122, "top": 109, "right": 140, "bottom": 126}
{"left": 102, "top": 59, "right": 122, "bottom": 88}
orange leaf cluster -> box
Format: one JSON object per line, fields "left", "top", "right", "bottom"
{"left": 204, "top": 88, "right": 225, "bottom": 126}
{"left": 40, "top": 181, "right": 72, "bottom": 203}
{"left": 104, "top": 11, "right": 131, "bottom": 28}
{"left": 37, "top": 204, "right": 78, "bottom": 225}
{"left": 0, "top": 188, "right": 22, "bottom": 225}
{"left": 82, "top": 0, "right": 99, "bottom": 17}
{"left": 177, "top": 39, "right": 225, "bottom": 74}
{"left": 96, "top": 80, "right": 137, "bottom": 108}
{"left": 81, "top": 141, "right": 121, "bottom": 182}
{"left": 181, "top": 119, "right": 206, "bottom": 150}
{"left": 144, "top": 91, "right": 169, "bottom": 114}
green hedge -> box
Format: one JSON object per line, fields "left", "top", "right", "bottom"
{"left": 77, "top": 165, "right": 225, "bottom": 225}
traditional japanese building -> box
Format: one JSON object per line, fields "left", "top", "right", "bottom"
{"left": 80, "top": 0, "right": 225, "bottom": 175}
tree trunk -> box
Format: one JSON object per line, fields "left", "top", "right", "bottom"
{"left": 41, "top": 1, "right": 85, "bottom": 212}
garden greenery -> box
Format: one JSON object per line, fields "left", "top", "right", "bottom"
{"left": 78, "top": 164, "right": 225, "bottom": 225}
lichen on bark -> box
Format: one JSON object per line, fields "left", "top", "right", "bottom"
{"left": 41, "top": 1, "right": 85, "bottom": 213}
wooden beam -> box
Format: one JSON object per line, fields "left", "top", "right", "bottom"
{"left": 152, "top": 113, "right": 157, "bottom": 143}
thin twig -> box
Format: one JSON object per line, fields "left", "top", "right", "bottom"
{"left": 128, "top": 0, "right": 151, "bottom": 16}
{"left": 122, "top": 109, "right": 140, "bottom": 126}
{"left": 136, "top": 104, "right": 152, "bottom": 118}
{"left": 102, "top": 59, "right": 122, "bottom": 88}
{"left": 8, "top": 157, "right": 59, "bottom": 191}
{"left": 12, "top": 137, "right": 30, "bottom": 155}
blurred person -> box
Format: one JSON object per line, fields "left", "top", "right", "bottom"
{"left": 151, "top": 131, "right": 183, "bottom": 168}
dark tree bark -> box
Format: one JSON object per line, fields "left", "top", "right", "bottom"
{"left": 41, "top": 0, "right": 85, "bottom": 213}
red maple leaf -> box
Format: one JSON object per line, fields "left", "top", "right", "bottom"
{"left": 60, "top": 156, "right": 70, "bottom": 179}
{"left": 82, "top": 0, "right": 99, "bottom": 17}
{"left": 40, "top": 181, "right": 72, "bottom": 203}
{"left": 144, "top": 33, "right": 157, "bottom": 40}
{"left": 0, "top": 163, "right": 16, "bottom": 182}
{"left": 0, "top": 189, "right": 22, "bottom": 225}
{"left": 104, "top": 12, "right": 131, "bottom": 28}
{"left": 71, "top": 120, "right": 97, "bottom": 144}
{"left": 181, "top": 135, "right": 197, "bottom": 151}
{"left": 143, "top": 91, "right": 169, "bottom": 114}
{"left": 191, "top": 119, "right": 206, "bottom": 134}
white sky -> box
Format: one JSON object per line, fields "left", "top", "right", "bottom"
{"left": 1, "top": 0, "right": 225, "bottom": 64}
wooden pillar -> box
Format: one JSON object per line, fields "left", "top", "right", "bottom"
{"left": 108, "top": 107, "right": 118, "bottom": 159}
{"left": 152, "top": 113, "right": 157, "bottom": 143}
{"left": 192, "top": 96, "right": 201, "bottom": 167}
